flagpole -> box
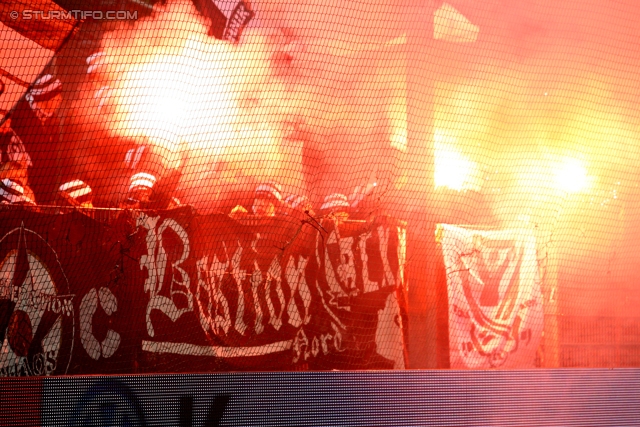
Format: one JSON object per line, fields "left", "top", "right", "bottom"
{"left": 0, "top": 16, "right": 83, "bottom": 128}
{"left": 404, "top": 0, "right": 439, "bottom": 368}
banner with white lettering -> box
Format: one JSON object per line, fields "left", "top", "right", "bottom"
{"left": 126, "top": 208, "right": 407, "bottom": 371}
{"left": 0, "top": 206, "right": 406, "bottom": 376}
{"left": 309, "top": 217, "right": 406, "bottom": 369}
{"left": 438, "top": 224, "right": 543, "bottom": 369}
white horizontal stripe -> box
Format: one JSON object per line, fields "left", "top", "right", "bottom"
{"left": 68, "top": 187, "right": 91, "bottom": 199}
{"left": 87, "top": 62, "right": 106, "bottom": 75}
{"left": 325, "top": 193, "right": 348, "bottom": 201}
{"left": 2, "top": 179, "right": 23, "bottom": 194}
{"left": 0, "top": 187, "right": 23, "bottom": 204}
{"left": 141, "top": 340, "right": 292, "bottom": 358}
{"left": 255, "top": 184, "right": 276, "bottom": 193}
{"left": 131, "top": 172, "right": 156, "bottom": 183}
{"left": 86, "top": 52, "right": 105, "bottom": 65}
{"left": 30, "top": 79, "right": 62, "bottom": 98}
{"left": 321, "top": 200, "right": 350, "bottom": 210}
{"left": 255, "top": 184, "right": 282, "bottom": 201}
{"left": 59, "top": 179, "right": 86, "bottom": 192}
{"left": 130, "top": 178, "right": 155, "bottom": 190}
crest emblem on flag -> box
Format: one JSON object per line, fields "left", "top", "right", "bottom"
{"left": 0, "top": 224, "right": 75, "bottom": 376}
{"left": 440, "top": 225, "right": 543, "bottom": 369}
{"left": 459, "top": 237, "right": 527, "bottom": 366}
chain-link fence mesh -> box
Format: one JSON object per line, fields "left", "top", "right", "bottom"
{"left": 0, "top": 0, "right": 638, "bottom": 374}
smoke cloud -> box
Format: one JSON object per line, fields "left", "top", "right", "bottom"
{"left": 60, "top": 0, "right": 408, "bottom": 212}
{"left": 433, "top": 0, "right": 640, "bottom": 317}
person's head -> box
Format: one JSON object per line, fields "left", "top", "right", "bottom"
{"left": 26, "top": 75, "right": 62, "bottom": 120}
{"left": 349, "top": 181, "right": 377, "bottom": 207}
{"left": 285, "top": 194, "right": 314, "bottom": 215}
{"left": 348, "top": 181, "right": 379, "bottom": 220}
{"left": 253, "top": 182, "right": 283, "bottom": 216}
{"left": 320, "top": 193, "right": 350, "bottom": 222}
{"left": 0, "top": 177, "right": 35, "bottom": 205}
{"left": 0, "top": 126, "right": 31, "bottom": 169}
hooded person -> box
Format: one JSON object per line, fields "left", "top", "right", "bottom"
{"left": 9, "top": 74, "right": 67, "bottom": 205}
{"left": 0, "top": 119, "right": 35, "bottom": 205}
{"left": 119, "top": 140, "right": 183, "bottom": 209}
{"left": 86, "top": 52, "right": 115, "bottom": 117}
{"left": 120, "top": 142, "right": 162, "bottom": 207}
{"left": 348, "top": 181, "right": 379, "bottom": 220}
{"left": 252, "top": 181, "right": 283, "bottom": 217}
{"left": 319, "top": 192, "right": 350, "bottom": 223}
{"left": 25, "top": 72, "right": 97, "bottom": 208}
{"left": 284, "top": 193, "right": 315, "bottom": 216}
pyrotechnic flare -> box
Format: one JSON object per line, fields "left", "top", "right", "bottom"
{"left": 92, "top": 1, "right": 295, "bottom": 211}
{"left": 74, "top": 0, "right": 404, "bottom": 211}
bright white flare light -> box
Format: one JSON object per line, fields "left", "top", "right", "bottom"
{"left": 554, "top": 158, "right": 589, "bottom": 193}
{"left": 434, "top": 131, "right": 475, "bottom": 191}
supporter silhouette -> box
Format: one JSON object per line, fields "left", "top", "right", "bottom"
{"left": 0, "top": 119, "right": 35, "bottom": 205}
{"left": 229, "top": 181, "right": 284, "bottom": 219}
{"left": 10, "top": 74, "right": 66, "bottom": 205}
{"left": 118, "top": 141, "right": 182, "bottom": 210}
{"left": 348, "top": 181, "right": 379, "bottom": 220}
{"left": 285, "top": 193, "right": 315, "bottom": 216}
{"left": 252, "top": 181, "right": 283, "bottom": 217}
{"left": 319, "top": 193, "right": 350, "bottom": 224}
{"left": 82, "top": 51, "right": 183, "bottom": 210}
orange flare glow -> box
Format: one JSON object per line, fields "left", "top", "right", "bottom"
{"left": 553, "top": 158, "right": 590, "bottom": 194}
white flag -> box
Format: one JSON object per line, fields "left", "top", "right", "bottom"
{"left": 439, "top": 224, "right": 543, "bottom": 369}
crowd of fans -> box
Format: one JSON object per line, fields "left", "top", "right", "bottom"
{"left": 0, "top": 52, "right": 380, "bottom": 223}
{"left": 231, "top": 180, "right": 378, "bottom": 222}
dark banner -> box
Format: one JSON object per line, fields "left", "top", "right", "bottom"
{"left": 39, "top": 370, "right": 640, "bottom": 427}
{"left": 0, "top": 207, "right": 406, "bottom": 376}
